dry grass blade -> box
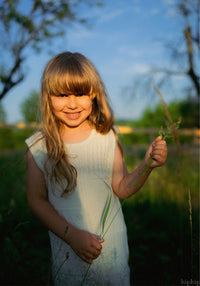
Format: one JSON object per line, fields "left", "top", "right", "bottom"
{"left": 153, "top": 82, "right": 181, "bottom": 155}
{"left": 188, "top": 189, "right": 194, "bottom": 278}
{"left": 52, "top": 226, "right": 69, "bottom": 282}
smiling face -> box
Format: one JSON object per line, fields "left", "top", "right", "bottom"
{"left": 41, "top": 52, "right": 114, "bottom": 135}
{"left": 51, "top": 93, "right": 93, "bottom": 129}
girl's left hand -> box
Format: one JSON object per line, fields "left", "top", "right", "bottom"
{"left": 145, "top": 136, "right": 168, "bottom": 169}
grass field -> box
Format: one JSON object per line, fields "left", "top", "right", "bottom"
{"left": 0, "top": 132, "right": 199, "bottom": 285}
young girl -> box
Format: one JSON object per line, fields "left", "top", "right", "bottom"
{"left": 26, "top": 52, "right": 167, "bottom": 286}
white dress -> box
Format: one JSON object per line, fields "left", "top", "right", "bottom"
{"left": 26, "top": 129, "right": 130, "bottom": 286}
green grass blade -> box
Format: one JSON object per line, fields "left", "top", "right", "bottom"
{"left": 81, "top": 264, "right": 91, "bottom": 286}
{"left": 101, "top": 192, "right": 112, "bottom": 235}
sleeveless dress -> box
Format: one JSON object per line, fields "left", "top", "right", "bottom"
{"left": 25, "top": 129, "right": 130, "bottom": 286}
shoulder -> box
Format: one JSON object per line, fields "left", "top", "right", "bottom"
{"left": 25, "top": 131, "right": 47, "bottom": 172}
{"left": 94, "top": 128, "right": 116, "bottom": 145}
{"left": 25, "top": 130, "right": 45, "bottom": 148}
{"left": 93, "top": 128, "right": 117, "bottom": 160}
{"left": 25, "top": 131, "right": 47, "bottom": 155}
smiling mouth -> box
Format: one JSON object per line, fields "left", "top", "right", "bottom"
{"left": 64, "top": 112, "right": 81, "bottom": 120}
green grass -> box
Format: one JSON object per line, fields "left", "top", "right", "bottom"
{"left": 0, "top": 127, "right": 34, "bottom": 151}
{"left": 0, "top": 150, "right": 51, "bottom": 285}
{"left": 123, "top": 146, "right": 199, "bottom": 285}
{"left": 0, "top": 143, "right": 199, "bottom": 285}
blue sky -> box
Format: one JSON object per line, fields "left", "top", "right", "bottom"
{"left": 2, "top": 0, "right": 189, "bottom": 123}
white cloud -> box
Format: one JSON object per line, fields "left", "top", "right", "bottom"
{"left": 151, "top": 9, "right": 159, "bottom": 15}
{"left": 133, "top": 6, "right": 141, "bottom": 13}
{"left": 101, "top": 58, "right": 150, "bottom": 79}
{"left": 162, "top": 0, "right": 178, "bottom": 17}
{"left": 118, "top": 46, "right": 144, "bottom": 58}
{"left": 98, "top": 8, "right": 126, "bottom": 24}
{"left": 67, "top": 24, "right": 97, "bottom": 42}
{"left": 126, "top": 63, "right": 150, "bottom": 75}
{"left": 163, "top": 0, "right": 175, "bottom": 5}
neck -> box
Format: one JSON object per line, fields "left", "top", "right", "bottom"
{"left": 60, "top": 120, "right": 93, "bottom": 143}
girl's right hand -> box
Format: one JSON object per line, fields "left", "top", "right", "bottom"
{"left": 67, "top": 227, "right": 104, "bottom": 264}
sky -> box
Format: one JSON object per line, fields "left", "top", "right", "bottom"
{"left": 1, "top": 0, "right": 191, "bottom": 123}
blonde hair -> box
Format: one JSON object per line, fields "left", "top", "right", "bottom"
{"left": 40, "top": 52, "right": 116, "bottom": 194}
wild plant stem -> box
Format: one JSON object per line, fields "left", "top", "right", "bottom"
{"left": 81, "top": 158, "right": 153, "bottom": 286}
{"left": 54, "top": 226, "right": 68, "bottom": 260}
{"left": 102, "top": 158, "right": 152, "bottom": 238}
{"left": 102, "top": 203, "right": 123, "bottom": 239}
{"left": 51, "top": 226, "right": 69, "bottom": 283}
{"left": 80, "top": 265, "right": 91, "bottom": 286}
{"left": 188, "top": 189, "right": 193, "bottom": 278}
{"left": 53, "top": 256, "right": 69, "bottom": 282}
{"left": 153, "top": 83, "right": 181, "bottom": 161}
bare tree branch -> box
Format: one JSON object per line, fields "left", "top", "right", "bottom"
{"left": 0, "top": 0, "right": 103, "bottom": 100}
{"left": 184, "top": 25, "right": 200, "bottom": 97}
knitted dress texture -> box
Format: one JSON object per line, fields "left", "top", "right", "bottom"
{"left": 25, "top": 129, "right": 130, "bottom": 286}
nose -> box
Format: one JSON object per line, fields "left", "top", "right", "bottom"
{"left": 67, "top": 95, "right": 77, "bottom": 109}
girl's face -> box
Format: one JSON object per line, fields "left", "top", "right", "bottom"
{"left": 51, "top": 93, "right": 93, "bottom": 129}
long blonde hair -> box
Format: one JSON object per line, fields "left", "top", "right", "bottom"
{"left": 40, "top": 51, "right": 116, "bottom": 194}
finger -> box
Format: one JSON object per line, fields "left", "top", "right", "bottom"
{"left": 152, "top": 149, "right": 167, "bottom": 157}
{"left": 153, "top": 136, "right": 162, "bottom": 143}
{"left": 92, "top": 235, "right": 104, "bottom": 243}
{"left": 151, "top": 149, "right": 167, "bottom": 157}
{"left": 86, "top": 251, "right": 96, "bottom": 260}
{"left": 153, "top": 142, "right": 167, "bottom": 149}
{"left": 151, "top": 154, "right": 166, "bottom": 164}
{"left": 152, "top": 151, "right": 167, "bottom": 159}
{"left": 91, "top": 248, "right": 101, "bottom": 259}
{"left": 98, "top": 238, "right": 104, "bottom": 243}
{"left": 154, "top": 140, "right": 167, "bottom": 147}
{"left": 153, "top": 145, "right": 167, "bottom": 151}
{"left": 152, "top": 144, "right": 167, "bottom": 154}
{"left": 91, "top": 237, "right": 104, "bottom": 250}
{"left": 75, "top": 250, "right": 93, "bottom": 264}
{"left": 85, "top": 248, "right": 100, "bottom": 260}
{"left": 82, "top": 254, "right": 93, "bottom": 264}
{"left": 94, "top": 243, "right": 102, "bottom": 251}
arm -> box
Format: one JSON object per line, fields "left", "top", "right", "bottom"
{"left": 26, "top": 150, "right": 103, "bottom": 264}
{"left": 111, "top": 136, "right": 167, "bottom": 199}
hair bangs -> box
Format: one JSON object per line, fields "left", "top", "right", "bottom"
{"left": 64, "top": 69, "right": 93, "bottom": 97}
{"left": 44, "top": 61, "right": 93, "bottom": 98}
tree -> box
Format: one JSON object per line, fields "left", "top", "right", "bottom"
{"left": 135, "top": 98, "right": 199, "bottom": 129}
{"left": 0, "top": 0, "right": 103, "bottom": 100}
{"left": 20, "top": 90, "right": 40, "bottom": 123}
{"left": 0, "top": 102, "right": 7, "bottom": 123}
{"left": 153, "top": 0, "right": 200, "bottom": 98}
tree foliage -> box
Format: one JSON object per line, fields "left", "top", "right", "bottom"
{"left": 154, "top": 0, "right": 200, "bottom": 98}
{"left": 135, "top": 99, "right": 199, "bottom": 129}
{"left": 0, "top": 0, "right": 103, "bottom": 100}
{"left": 129, "top": 0, "right": 199, "bottom": 100}
{"left": 20, "top": 90, "right": 40, "bottom": 123}
{"left": 0, "top": 102, "right": 7, "bottom": 123}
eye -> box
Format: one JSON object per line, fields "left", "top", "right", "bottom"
{"left": 59, "top": 94, "right": 68, "bottom": 97}
{"left": 76, "top": 93, "right": 86, "bottom": 97}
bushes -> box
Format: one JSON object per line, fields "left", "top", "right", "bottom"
{"left": 0, "top": 147, "right": 199, "bottom": 285}
{"left": 0, "top": 127, "right": 35, "bottom": 151}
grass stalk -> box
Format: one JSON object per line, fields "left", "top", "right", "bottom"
{"left": 53, "top": 254, "right": 69, "bottom": 282}
{"left": 153, "top": 84, "right": 181, "bottom": 150}
{"left": 51, "top": 226, "right": 69, "bottom": 283}
{"left": 81, "top": 158, "right": 153, "bottom": 285}
{"left": 80, "top": 265, "right": 91, "bottom": 286}
{"left": 82, "top": 88, "right": 183, "bottom": 285}
{"left": 188, "top": 189, "right": 194, "bottom": 278}
{"left": 153, "top": 83, "right": 181, "bottom": 176}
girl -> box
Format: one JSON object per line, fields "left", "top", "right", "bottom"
{"left": 26, "top": 52, "right": 167, "bottom": 286}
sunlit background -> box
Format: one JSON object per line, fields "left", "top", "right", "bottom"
{"left": 0, "top": 1, "right": 199, "bottom": 285}
{"left": 1, "top": 0, "right": 198, "bottom": 123}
